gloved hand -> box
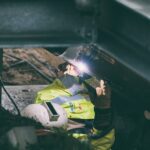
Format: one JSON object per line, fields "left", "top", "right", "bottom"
{"left": 94, "top": 80, "right": 111, "bottom": 109}
{"left": 94, "top": 80, "right": 112, "bottom": 129}
{"left": 64, "top": 64, "right": 80, "bottom": 77}
{"left": 96, "top": 80, "right": 106, "bottom": 96}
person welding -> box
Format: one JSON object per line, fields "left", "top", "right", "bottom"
{"left": 22, "top": 45, "right": 115, "bottom": 150}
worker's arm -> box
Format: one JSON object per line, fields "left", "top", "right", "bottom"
{"left": 89, "top": 80, "right": 115, "bottom": 150}
{"left": 93, "top": 80, "right": 112, "bottom": 130}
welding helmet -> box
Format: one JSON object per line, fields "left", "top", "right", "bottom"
{"left": 60, "top": 44, "right": 102, "bottom": 78}
{"left": 60, "top": 44, "right": 95, "bottom": 75}
{"left": 21, "top": 103, "right": 68, "bottom": 129}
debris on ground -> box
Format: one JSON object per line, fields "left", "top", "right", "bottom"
{"left": 3, "top": 48, "right": 65, "bottom": 85}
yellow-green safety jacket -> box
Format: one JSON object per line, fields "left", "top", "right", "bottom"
{"left": 35, "top": 74, "right": 115, "bottom": 150}
{"left": 35, "top": 75, "right": 95, "bottom": 120}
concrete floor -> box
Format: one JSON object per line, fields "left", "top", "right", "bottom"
{"left": 2, "top": 85, "right": 47, "bottom": 114}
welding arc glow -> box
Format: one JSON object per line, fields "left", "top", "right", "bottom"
{"left": 75, "top": 61, "right": 89, "bottom": 73}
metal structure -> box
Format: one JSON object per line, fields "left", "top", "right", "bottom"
{"left": 0, "top": 0, "right": 150, "bottom": 149}
{"left": 0, "top": 0, "right": 149, "bottom": 106}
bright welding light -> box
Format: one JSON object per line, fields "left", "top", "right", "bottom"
{"left": 75, "top": 61, "right": 89, "bottom": 74}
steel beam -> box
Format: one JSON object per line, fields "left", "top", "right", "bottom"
{"left": 0, "top": 49, "right": 3, "bottom": 105}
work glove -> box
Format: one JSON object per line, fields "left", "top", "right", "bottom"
{"left": 95, "top": 80, "right": 111, "bottom": 109}
{"left": 64, "top": 64, "right": 80, "bottom": 77}
{"left": 94, "top": 80, "right": 112, "bottom": 130}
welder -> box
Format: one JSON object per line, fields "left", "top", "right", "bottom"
{"left": 23, "top": 45, "right": 115, "bottom": 150}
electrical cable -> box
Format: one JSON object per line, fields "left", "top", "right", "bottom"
{"left": 0, "top": 78, "right": 21, "bottom": 116}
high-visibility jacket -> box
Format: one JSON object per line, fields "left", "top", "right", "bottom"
{"left": 35, "top": 74, "right": 115, "bottom": 150}
{"left": 35, "top": 74, "right": 95, "bottom": 120}
{"left": 71, "top": 128, "right": 115, "bottom": 150}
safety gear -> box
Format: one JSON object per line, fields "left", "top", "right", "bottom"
{"left": 35, "top": 75, "right": 95, "bottom": 120}
{"left": 91, "top": 128, "right": 115, "bottom": 150}
{"left": 60, "top": 45, "right": 85, "bottom": 62}
{"left": 60, "top": 44, "right": 104, "bottom": 79}
{"left": 21, "top": 103, "right": 68, "bottom": 128}
{"left": 60, "top": 45, "right": 91, "bottom": 75}
{"left": 71, "top": 128, "right": 115, "bottom": 150}
{"left": 34, "top": 74, "right": 115, "bottom": 150}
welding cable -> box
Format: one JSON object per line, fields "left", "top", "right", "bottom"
{"left": 0, "top": 78, "right": 21, "bottom": 116}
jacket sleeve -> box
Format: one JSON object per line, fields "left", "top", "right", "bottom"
{"left": 90, "top": 128, "right": 115, "bottom": 150}
{"left": 93, "top": 107, "right": 113, "bottom": 130}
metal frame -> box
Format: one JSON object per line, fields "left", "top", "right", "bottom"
{"left": 0, "top": 49, "right": 3, "bottom": 105}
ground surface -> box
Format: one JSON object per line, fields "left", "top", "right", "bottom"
{"left": 3, "top": 48, "right": 64, "bottom": 85}
{"left": 2, "top": 85, "right": 47, "bottom": 114}
{"left": 2, "top": 48, "right": 64, "bottom": 113}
